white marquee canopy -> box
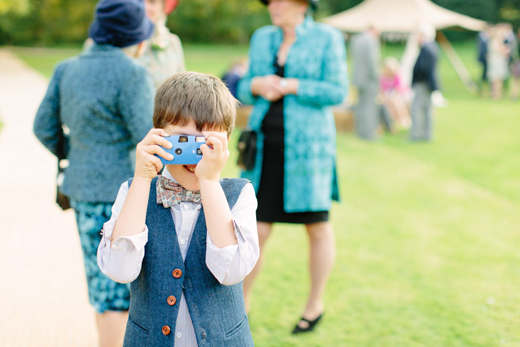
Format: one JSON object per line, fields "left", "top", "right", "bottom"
{"left": 322, "top": 0, "right": 487, "bottom": 33}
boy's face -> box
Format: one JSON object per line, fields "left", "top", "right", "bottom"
{"left": 164, "top": 120, "right": 203, "bottom": 191}
{"left": 163, "top": 120, "right": 228, "bottom": 191}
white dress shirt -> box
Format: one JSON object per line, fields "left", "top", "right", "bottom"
{"left": 97, "top": 170, "right": 259, "bottom": 346}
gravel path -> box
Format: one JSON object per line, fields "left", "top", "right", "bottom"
{"left": 0, "top": 49, "right": 97, "bottom": 346}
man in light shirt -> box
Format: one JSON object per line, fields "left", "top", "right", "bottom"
{"left": 350, "top": 26, "right": 381, "bottom": 140}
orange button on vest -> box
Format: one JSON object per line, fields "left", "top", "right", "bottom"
{"left": 162, "top": 325, "right": 171, "bottom": 335}
{"left": 167, "top": 295, "right": 177, "bottom": 306}
{"left": 172, "top": 269, "right": 182, "bottom": 278}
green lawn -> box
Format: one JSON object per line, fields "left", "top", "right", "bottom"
{"left": 10, "top": 42, "right": 520, "bottom": 346}
{"left": 8, "top": 44, "right": 248, "bottom": 78}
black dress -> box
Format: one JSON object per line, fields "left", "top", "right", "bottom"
{"left": 256, "top": 61, "right": 329, "bottom": 224}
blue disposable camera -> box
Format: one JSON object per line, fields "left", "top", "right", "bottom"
{"left": 158, "top": 135, "right": 205, "bottom": 165}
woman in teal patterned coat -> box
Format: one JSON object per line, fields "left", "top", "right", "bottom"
{"left": 238, "top": 0, "right": 348, "bottom": 334}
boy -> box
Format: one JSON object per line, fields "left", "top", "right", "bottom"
{"left": 98, "top": 72, "right": 259, "bottom": 346}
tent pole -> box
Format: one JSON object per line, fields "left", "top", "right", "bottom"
{"left": 436, "top": 31, "right": 477, "bottom": 93}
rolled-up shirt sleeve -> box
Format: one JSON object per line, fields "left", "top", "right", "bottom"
{"left": 206, "top": 183, "right": 259, "bottom": 285}
{"left": 97, "top": 182, "right": 148, "bottom": 284}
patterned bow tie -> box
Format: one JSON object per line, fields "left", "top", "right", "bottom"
{"left": 156, "top": 176, "right": 202, "bottom": 208}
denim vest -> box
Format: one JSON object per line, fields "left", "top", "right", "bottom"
{"left": 123, "top": 177, "right": 254, "bottom": 347}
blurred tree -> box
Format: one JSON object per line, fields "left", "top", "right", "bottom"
{"left": 0, "top": 0, "right": 517, "bottom": 46}
{"left": 0, "top": 0, "right": 30, "bottom": 15}
{"left": 322, "top": 0, "right": 363, "bottom": 14}
{"left": 168, "top": 0, "right": 269, "bottom": 44}
{"left": 432, "top": 0, "right": 496, "bottom": 22}
{"left": 0, "top": 0, "right": 96, "bottom": 45}
{"left": 497, "top": 0, "right": 520, "bottom": 29}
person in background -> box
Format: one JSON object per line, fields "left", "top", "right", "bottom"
{"left": 142, "top": 0, "right": 185, "bottom": 87}
{"left": 410, "top": 23, "right": 441, "bottom": 142}
{"left": 238, "top": 0, "right": 347, "bottom": 334}
{"left": 510, "top": 27, "right": 520, "bottom": 100}
{"left": 487, "top": 25, "right": 510, "bottom": 100}
{"left": 476, "top": 25, "right": 490, "bottom": 96}
{"left": 379, "top": 57, "right": 411, "bottom": 129}
{"left": 33, "top": 0, "right": 155, "bottom": 345}
{"left": 222, "top": 57, "right": 248, "bottom": 100}
{"left": 503, "top": 23, "right": 516, "bottom": 64}
{"left": 350, "top": 26, "right": 381, "bottom": 140}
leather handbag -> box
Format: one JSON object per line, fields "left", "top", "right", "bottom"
{"left": 56, "top": 160, "right": 71, "bottom": 210}
{"left": 237, "top": 129, "right": 257, "bottom": 171}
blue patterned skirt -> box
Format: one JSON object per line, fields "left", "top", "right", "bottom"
{"left": 71, "top": 200, "right": 130, "bottom": 313}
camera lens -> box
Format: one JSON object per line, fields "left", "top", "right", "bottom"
{"left": 175, "top": 148, "right": 182, "bottom": 155}
{"left": 196, "top": 148, "right": 202, "bottom": 155}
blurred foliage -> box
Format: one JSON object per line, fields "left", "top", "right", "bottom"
{"left": 167, "top": 0, "right": 269, "bottom": 44}
{"left": 433, "top": 0, "right": 519, "bottom": 40}
{"left": 0, "top": 0, "right": 30, "bottom": 15}
{"left": 0, "top": 0, "right": 519, "bottom": 46}
{"left": 0, "top": 0, "right": 97, "bottom": 45}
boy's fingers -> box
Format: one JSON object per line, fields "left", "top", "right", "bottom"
{"left": 141, "top": 144, "right": 174, "bottom": 161}
{"left": 205, "top": 136, "right": 223, "bottom": 154}
{"left": 148, "top": 154, "right": 164, "bottom": 173}
{"left": 150, "top": 134, "right": 173, "bottom": 149}
{"left": 199, "top": 143, "right": 212, "bottom": 156}
{"left": 141, "top": 133, "right": 172, "bottom": 148}
{"left": 203, "top": 131, "right": 227, "bottom": 140}
{"left": 203, "top": 131, "right": 228, "bottom": 151}
{"left": 150, "top": 128, "right": 170, "bottom": 137}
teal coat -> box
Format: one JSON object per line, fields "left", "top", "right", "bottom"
{"left": 238, "top": 17, "right": 348, "bottom": 213}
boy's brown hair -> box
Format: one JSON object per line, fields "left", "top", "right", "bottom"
{"left": 153, "top": 71, "right": 237, "bottom": 137}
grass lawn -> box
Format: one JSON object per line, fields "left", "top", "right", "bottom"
{"left": 9, "top": 41, "right": 520, "bottom": 346}
{"left": 8, "top": 44, "right": 249, "bottom": 79}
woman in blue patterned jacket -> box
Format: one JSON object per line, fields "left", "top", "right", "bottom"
{"left": 238, "top": 0, "right": 348, "bottom": 334}
{"left": 33, "top": 0, "right": 154, "bottom": 345}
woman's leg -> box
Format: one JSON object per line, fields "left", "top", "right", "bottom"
{"left": 496, "top": 80, "right": 503, "bottom": 99}
{"left": 72, "top": 201, "right": 131, "bottom": 346}
{"left": 243, "top": 221, "right": 273, "bottom": 312}
{"left": 510, "top": 77, "right": 520, "bottom": 100}
{"left": 390, "top": 95, "right": 411, "bottom": 129}
{"left": 491, "top": 80, "right": 502, "bottom": 100}
{"left": 96, "top": 311, "right": 128, "bottom": 347}
{"left": 298, "top": 221, "right": 336, "bottom": 328}
{"left": 384, "top": 99, "right": 396, "bottom": 121}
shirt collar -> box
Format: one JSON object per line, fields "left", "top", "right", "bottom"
{"left": 162, "top": 167, "right": 178, "bottom": 183}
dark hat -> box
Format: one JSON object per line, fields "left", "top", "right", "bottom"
{"left": 259, "top": 0, "right": 319, "bottom": 10}
{"left": 89, "top": 0, "right": 154, "bottom": 48}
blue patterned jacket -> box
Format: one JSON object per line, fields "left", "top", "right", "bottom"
{"left": 238, "top": 16, "right": 348, "bottom": 212}
{"left": 34, "top": 44, "right": 154, "bottom": 203}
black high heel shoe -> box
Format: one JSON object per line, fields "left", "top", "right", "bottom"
{"left": 291, "top": 313, "right": 323, "bottom": 334}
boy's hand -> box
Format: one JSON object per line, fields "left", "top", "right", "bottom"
{"left": 135, "top": 128, "right": 173, "bottom": 180}
{"left": 196, "top": 131, "right": 229, "bottom": 182}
